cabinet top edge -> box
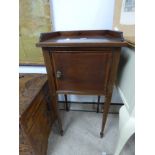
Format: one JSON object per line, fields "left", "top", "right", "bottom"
{"left": 36, "top": 30, "right": 128, "bottom": 48}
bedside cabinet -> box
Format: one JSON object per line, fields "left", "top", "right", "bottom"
{"left": 37, "top": 30, "right": 127, "bottom": 137}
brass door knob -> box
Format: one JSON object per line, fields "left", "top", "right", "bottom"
{"left": 56, "top": 70, "right": 62, "bottom": 79}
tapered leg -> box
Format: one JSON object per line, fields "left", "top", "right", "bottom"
{"left": 55, "top": 94, "right": 64, "bottom": 136}
{"left": 97, "top": 96, "right": 100, "bottom": 113}
{"left": 64, "top": 94, "right": 70, "bottom": 111}
{"left": 43, "top": 51, "right": 63, "bottom": 136}
{"left": 51, "top": 95, "right": 64, "bottom": 136}
{"left": 100, "top": 93, "right": 112, "bottom": 138}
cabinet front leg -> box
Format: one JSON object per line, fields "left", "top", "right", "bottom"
{"left": 55, "top": 95, "right": 64, "bottom": 136}
{"left": 100, "top": 93, "right": 112, "bottom": 138}
{"left": 51, "top": 94, "right": 64, "bottom": 136}
{"left": 50, "top": 99, "right": 64, "bottom": 136}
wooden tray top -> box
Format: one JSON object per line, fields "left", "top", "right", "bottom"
{"left": 36, "top": 30, "right": 128, "bottom": 48}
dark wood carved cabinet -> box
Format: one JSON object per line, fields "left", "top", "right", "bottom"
{"left": 19, "top": 74, "right": 56, "bottom": 155}
{"left": 37, "top": 30, "right": 127, "bottom": 137}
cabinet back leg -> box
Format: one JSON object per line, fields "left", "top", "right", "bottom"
{"left": 64, "top": 94, "right": 70, "bottom": 111}
{"left": 97, "top": 96, "right": 100, "bottom": 113}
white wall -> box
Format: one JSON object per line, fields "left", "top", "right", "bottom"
{"left": 50, "top": 0, "right": 115, "bottom": 31}
{"left": 19, "top": 66, "right": 47, "bottom": 74}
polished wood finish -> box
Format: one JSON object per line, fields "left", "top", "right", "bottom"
{"left": 19, "top": 74, "right": 56, "bottom": 155}
{"left": 36, "top": 30, "right": 126, "bottom": 48}
{"left": 37, "top": 30, "right": 127, "bottom": 138}
{"left": 53, "top": 52, "right": 112, "bottom": 94}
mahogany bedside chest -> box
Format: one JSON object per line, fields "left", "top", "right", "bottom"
{"left": 36, "top": 30, "right": 127, "bottom": 138}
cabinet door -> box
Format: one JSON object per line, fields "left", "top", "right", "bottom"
{"left": 52, "top": 52, "right": 112, "bottom": 94}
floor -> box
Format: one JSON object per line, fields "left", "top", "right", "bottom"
{"left": 47, "top": 110, "right": 130, "bottom": 155}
